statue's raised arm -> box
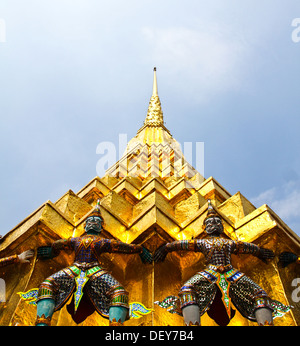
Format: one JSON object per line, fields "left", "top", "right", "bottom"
{"left": 0, "top": 249, "right": 34, "bottom": 267}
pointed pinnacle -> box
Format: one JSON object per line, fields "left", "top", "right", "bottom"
{"left": 152, "top": 67, "right": 158, "bottom": 96}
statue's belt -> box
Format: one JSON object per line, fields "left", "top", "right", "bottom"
{"left": 64, "top": 264, "right": 107, "bottom": 278}
{"left": 200, "top": 264, "right": 244, "bottom": 283}
{"left": 207, "top": 264, "right": 233, "bottom": 273}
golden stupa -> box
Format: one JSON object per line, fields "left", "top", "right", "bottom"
{"left": 0, "top": 69, "right": 300, "bottom": 326}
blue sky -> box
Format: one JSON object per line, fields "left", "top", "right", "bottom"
{"left": 1, "top": 0, "right": 300, "bottom": 236}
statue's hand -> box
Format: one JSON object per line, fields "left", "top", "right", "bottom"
{"left": 278, "top": 251, "right": 298, "bottom": 268}
{"left": 139, "top": 246, "right": 153, "bottom": 264}
{"left": 18, "top": 249, "right": 34, "bottom": 263}
{"left": 258, "top": 247, "right": 274, "bottom": 263}
{"left": 37, "top": 246, "right": 55, "bottom": 260}
{"left": 154, "top": 244, "right": 168, "bottom": 262}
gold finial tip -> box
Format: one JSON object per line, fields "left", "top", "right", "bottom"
{"left": 144, "top": 66, "right": 163, "bottom": 126}
{"left": 152, "top": 67, "right": 158, "bottom": 97}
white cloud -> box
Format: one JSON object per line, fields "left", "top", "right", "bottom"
{"left": 251, "top": 187, "right": 277, "bottom": 209}
{"left": 141, "top": 25, "right": 250, "bottom": 102}
{"left": 251, "top": 179, "right": 300, "bottom": 234}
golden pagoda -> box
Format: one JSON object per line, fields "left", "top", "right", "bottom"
{"left": 1, "top": 68, "right": 300, "bottom": 326}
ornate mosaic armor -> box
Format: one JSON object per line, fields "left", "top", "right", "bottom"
{"left": 36, "top": 235, "right": 142, "bottom": 324}
{"left": 167, "top": 237, "right": 262, "bottom": 270}
{"left": 156, "top": 237, "right": 290, "bottom": 325}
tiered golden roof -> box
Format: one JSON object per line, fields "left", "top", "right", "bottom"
{"left": 1, "top": 69, "right": 300, "bottom": 326}
{"left": 107, "top": 67, "right": 199, "bottom": 182}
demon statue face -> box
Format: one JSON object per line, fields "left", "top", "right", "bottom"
{"left": 204, "top": 215, "right": 224, "bottom": 235}
{"left": 203, "top": 199, "right": 224, "bottom": 235}
{"left": 84, "top": 200, "right": 103, "bottom": 234}
{"left": 85, "top": 215, "right": 103, "bottom": 234}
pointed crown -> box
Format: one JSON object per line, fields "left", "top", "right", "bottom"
{"left": 87, "top": 199, "right": 103, "bottom": 220}
{"left": 203, "top": 199, "right": 220, "bottom": 224}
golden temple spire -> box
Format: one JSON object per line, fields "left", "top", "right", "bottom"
{"left": 144, "top": 67, "right": 164, "bottom": 127}
{"left": 152, "top": 66, "right": 158, "bottom": 96}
